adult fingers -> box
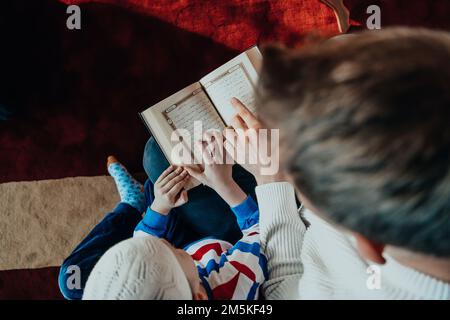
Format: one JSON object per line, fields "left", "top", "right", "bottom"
{"left": 230, "top": 97, "right": 261, "bottom": 129}
{"left": 230, "top": 113, "right": 248, "bottom": 130}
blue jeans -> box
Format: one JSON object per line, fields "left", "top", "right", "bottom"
{"left": 58, "top": 137, "right": 257, "bottom": 300}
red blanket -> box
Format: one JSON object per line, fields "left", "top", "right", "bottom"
{"left": 60, "top": 0, "right": 340, "bottom": 50}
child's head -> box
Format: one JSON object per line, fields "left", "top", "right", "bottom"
{"left": 83, "top": 236, "right": 207, "bottom": 300}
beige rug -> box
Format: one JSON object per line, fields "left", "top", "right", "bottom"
{"left": 0, "top": 176, "right": 120, "bottom": 270}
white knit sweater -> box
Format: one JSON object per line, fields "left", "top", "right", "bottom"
{"left": 256, "top": 182, "right": 450, "bottom": 300}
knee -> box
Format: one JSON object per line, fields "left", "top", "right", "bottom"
{"left": 143, "top": 137, "right": 157, "bottom": 178}
{"left": 144, "top": 137, "right": 157, "bottom": 159}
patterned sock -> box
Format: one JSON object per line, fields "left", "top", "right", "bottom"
{"left": 107, "top": 156, "right": 145, "bottom": 213}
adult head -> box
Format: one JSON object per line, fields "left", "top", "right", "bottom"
{"left": 256, "top": 28, "right": 450, "bottom": 268}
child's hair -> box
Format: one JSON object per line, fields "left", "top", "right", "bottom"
{"left": 83, "top": 236, "right": 192, "bottom": 299}
{"left": 257, "top": 27, "right": 450, "bottom": 257}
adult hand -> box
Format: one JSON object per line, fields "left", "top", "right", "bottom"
{"left": 226, "top": 97, "right": 284, "bottom": 185}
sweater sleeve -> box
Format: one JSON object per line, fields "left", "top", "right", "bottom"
{"left": 230, "top": 195, "right": 259, "bottom": 231}
{"left": 133, "top": 206, "right": 170, "bottom": 238}
{"left": 256, "top": 182, "right": 306, "bottom": 300}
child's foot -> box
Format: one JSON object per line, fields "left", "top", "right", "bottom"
{"left": 107, "top": 155, "right": 145, "bottom": 213}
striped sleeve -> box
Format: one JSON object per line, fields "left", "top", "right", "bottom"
{"left": 214, "top": 224, "right": 267, "bottom": 300}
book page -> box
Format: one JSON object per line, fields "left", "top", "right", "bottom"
{"left": 200, "top": 46, "right": 262, "bottom": 124}
{"left": 164, "top": 88, "right": 225, "bottom": 137}
{"left": 140, "top": 83, "right": 224, "bottom": 189}
{"left": 141, "top": 82, "right": 224, "bottom": 154}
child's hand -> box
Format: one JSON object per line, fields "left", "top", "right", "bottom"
{"left": 187, "top": 131, "right": 233, "bottom": 189}
{"left": 151, "top": 165, "right": 189, "bottom": 215}
{"left": 186, "top": 131, "right": 247, "bottom": 206}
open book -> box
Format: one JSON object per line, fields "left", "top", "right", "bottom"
{"left": 139, "top": 46, "right": 262, "bottom": 188}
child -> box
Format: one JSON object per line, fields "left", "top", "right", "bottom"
{"left": 83, "top": 136, "right": 267, "bottom": 300}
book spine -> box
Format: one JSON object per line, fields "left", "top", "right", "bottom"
{"left": 138, "top": 112, "right": 170, "bottom": 163}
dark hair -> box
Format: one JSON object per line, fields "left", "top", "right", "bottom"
{"left": 257, "top": 28, "right": 450, "bottom": 257}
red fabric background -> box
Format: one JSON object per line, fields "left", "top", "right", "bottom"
{"left": 60, "top": 0, "right": 340, "bottom": 50}
{"left": 0, "top": 0, "right": 449, "bottom": 300}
